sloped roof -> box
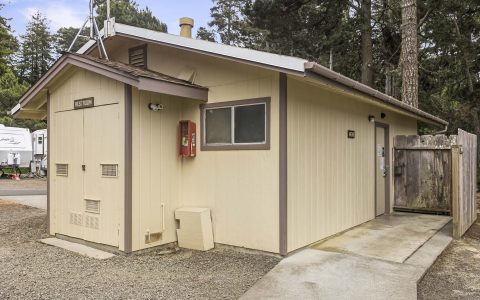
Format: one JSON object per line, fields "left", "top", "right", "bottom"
{"left": 78, "top": 23, "right": 447, "bottom": 127}
{"left": 11, "top": 52, "right": 208, "bottom": 118}
{"left": 75, "top": 53, "right": 204, "bottom": 89}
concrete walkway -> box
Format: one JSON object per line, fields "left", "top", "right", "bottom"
{"left": 242, "top": 213, "right": 452, "bottom": 300}
{"left": 0, "top": 195, "right": 47, "bottom": 210}
{"left": 40, "top": 238, "right": 115, "bottom": 259}
{"left": 0, "top": 189, "right": 47, "bottom": 196}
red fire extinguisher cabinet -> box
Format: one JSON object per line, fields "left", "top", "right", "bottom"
{"left": 178, "top": 120, "right": 196, "bottom": 158}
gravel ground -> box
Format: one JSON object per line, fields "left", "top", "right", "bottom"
{"left": 418, "top": 194, "right": 480, "bottom": 299}
{"left": 0, "top": 178, "right": 47, "bottom": 191}
{"left": 0, "top": 200, "right": 280, "bottom": 299}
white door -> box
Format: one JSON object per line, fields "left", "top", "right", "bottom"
{"left": 53, "top": 104, "right": 121, "bottom": 247}
{"left": 375, "top": 125, "right": 388, "bottom": 216}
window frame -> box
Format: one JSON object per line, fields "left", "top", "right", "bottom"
{"left": 200, "top": 97, "right": 271, "bottom": 151}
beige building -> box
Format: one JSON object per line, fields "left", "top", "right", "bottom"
{"left": 12, "top": 19, "right": 447, "bottom": 255}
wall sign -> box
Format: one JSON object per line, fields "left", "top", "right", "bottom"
{"left": 74, "top": 97, "right": 94, "bottom": 109}
{"left": 347, "top": 130, "right": 355, "bottom": 139}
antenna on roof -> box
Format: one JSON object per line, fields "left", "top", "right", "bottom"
{"left": 68, "top": 0, "right": 109, "bottom": 60}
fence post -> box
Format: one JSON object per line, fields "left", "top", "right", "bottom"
{"left": 452, "top": 145, "right": 461, "bottom": 239}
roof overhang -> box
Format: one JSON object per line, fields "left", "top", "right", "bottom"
{"left": 12, "top": 53, "right": 208, "bottom": 119}
{"left": 78, "top": 23, "right": 307, "bottom": 76}
{"left": 77, "top": 22, "right": 447, "bottom": 127}
{"left": 304, "top": 62, "right": 447, "bottom": 127}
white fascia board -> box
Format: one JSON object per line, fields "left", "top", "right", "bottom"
{"left": 10, "top": 103, "right": 20, "bottom": 116}
{"left": 77, "top": 27, "right": 105, "bottom": 54}
{"left": 78, "top": 23, "right": 307, "bottom": 73}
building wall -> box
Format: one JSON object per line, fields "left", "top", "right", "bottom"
{"left": 127, "top": 44, "right": 281, "bottom": 253}
{"left": 49, "top": 68, "right": 126, "bottom": 250}
{"left": 286, "top": 77, "right": 417, "bottom": 252}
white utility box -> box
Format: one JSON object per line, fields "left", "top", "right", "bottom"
{"left": 174, "top": 207, "right": 214, "bottom": 251}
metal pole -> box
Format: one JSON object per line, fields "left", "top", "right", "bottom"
{"left": 107, "top": 0, "right": 111, "bottom": 21}
{"left": 67, "top": 17, "right": 89, "bottom": 52}
{"left": 93, "top": 18, "right": 109, "bottom": 60}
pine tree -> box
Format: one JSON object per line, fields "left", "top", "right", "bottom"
{"left": 400, "top": 0, "right": 418, "bottom": 107}
{"left": 95, "top": 0, "right": 167, "bottom": 32}
{"left": 17, "top": 12, "right": 54, "bottom": 85}
{"left": 196, "top": 27, "right": 216, "bottom": 42}
{"left": 208, "top": 0, "right": 246, "bottom": 46}
{"left": 0, "top": 4, "right": 18, "bottom": 75}
{"left": 54, "top": 27, "right": 89, "bottom": 55}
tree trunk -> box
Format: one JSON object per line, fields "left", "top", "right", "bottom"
{"left": 400, "top": 0, "right": 418, "bottom": 107}
{"left": 360, "top": 0, "right": 373, "bottom": 87}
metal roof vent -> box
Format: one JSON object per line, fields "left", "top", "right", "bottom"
{"left": 179, "top": 17, "right": 194, "bottom": 38}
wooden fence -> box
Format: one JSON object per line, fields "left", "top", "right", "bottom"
{"left": 394, "top": 129, "right": 477, "bottom": 238}
{"left": 453, "top": 129, "right": 477, "bottom": 238}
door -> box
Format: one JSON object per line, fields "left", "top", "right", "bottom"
{"left": 375, "top": 124, "right": 389, "bottom": 216}
{"left": 53, "top": 104, "right": 121, "bottom": 247}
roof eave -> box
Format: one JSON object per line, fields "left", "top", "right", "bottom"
{"left": 14, "top": 54, "right": 209, "bottom": 119}
{"left": 304, "top": 62, "right": 448, "bottom": 127}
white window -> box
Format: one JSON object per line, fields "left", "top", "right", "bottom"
{"left": 202, "top": 98, "right": 270, "bottom": 150}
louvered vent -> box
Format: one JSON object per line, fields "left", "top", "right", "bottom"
{"left": 56, "top": 164, "right": 68, "bottom": 176}
{"left": 85, "top": 215, "right": 99, "bottom": 230}
{"left": 101, "top": 164, "right": 118, "bottom": 177}
{"left": 129, "top": 45, "right": 147, "bottom": 68}
{"left": 85, "top": 199, "right": 100, "bottom": 214}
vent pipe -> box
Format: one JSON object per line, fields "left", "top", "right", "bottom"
{"left": 179, "top": 17, "right": 194, "bottom": 38}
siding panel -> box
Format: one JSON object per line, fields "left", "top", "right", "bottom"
{"left": 287, "top": 77, "right": 417, "bottom": 252}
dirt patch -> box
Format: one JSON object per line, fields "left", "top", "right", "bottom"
{"left": 0, "top": 177, "right": 46, "bottom": 191}
{"left": 0, "top": 200, "right": 280, "bottom": 299}
{"left": 418, "top": 214, "right": 480, "bottom": 299}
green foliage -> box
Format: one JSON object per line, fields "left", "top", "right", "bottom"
{"left": 196, "top": 27, "right": 216, "bottom": 42}
{"left": 207, "top": 0, "right": 246, "bottom": 45}
{"left": 95, "top": 0, "right": 167, "bottom": 32}
{"left": 54, "top": 27, "right": 89, "bottom": 55}
{"left": 17, "top": 11, "right": 54, "bottom": 85}
{"left": 0, "top": 69, "right": 29, "bottom": 114}
{"left": 0, "top": 4, "right": 18, "bottom": 75}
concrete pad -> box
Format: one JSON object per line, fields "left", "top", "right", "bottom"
{"left": 405, "top": 222, "right": 452, "bottom": 270}
{"left": 0, "top": 189, "right": 47, "bottom": 196}
{"left": 312, "top": 213, "right": 451, "bottom": 263}
{"left": 39, "top": 238, "right": 115, "bottom": 260}
{"left": 0, "top": 195, "right": 47, "bottom": 210}
{"left": 242, "top": 249, "right": 421, "bottom": 300}
{"left": 243, "top": 214, "right": 453, "bottom": 300}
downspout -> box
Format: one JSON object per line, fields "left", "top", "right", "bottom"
{"left": 433, "top": 123, "right": 448, "bottom": 135}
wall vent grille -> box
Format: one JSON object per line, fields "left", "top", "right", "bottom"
{"left": 145, "top": 232, "right": 163, "bottom": 244}
{"left": 129, "top": 45, "right": 147, "bottom": 68}
{"left": 85, "top": 199, "right": 100, "bottom": 214}
{"left": 69, "top": 212, "right": 83, "bottom": 226}
{"left": 101, "top": 164, "right": 118, "bottom": 177}
{"left": 56, "top": 164, "right": 68, "bottom": 176}
{"left": 85, "top": 215, "right": 99, "bottom": 230}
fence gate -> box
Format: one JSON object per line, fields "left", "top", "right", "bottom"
{"left": 393, "top": 129, "right": 477, "bottom": 239}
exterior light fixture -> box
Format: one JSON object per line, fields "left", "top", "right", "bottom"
{"left": 368, "top": 115, "right": 375, "bottom": 123}
{"left": 381, "top": 113, "right": 386, "bottom": 119}
{"left": 148, "top": 103, "right": 164, "bottom": 111}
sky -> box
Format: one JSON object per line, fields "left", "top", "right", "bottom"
{"left": 0, "top": 0, "right": 213, "bottom": 36}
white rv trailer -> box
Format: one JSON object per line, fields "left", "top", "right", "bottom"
{"left": 0, "top": 125, "right": 48, "bottom": 176}
{"left": 0, "top": 124, "right": 32, "bottom": 169}
{"left": 32, "top": 129, "right": 48, "bottom": 174}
